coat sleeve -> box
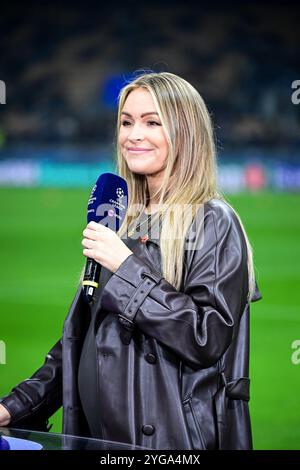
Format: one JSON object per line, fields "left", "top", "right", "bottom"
{"left": 101, "top": 202, "right": 251, "bottom": 369}
{"left": 0, "top": 339, "right": 62, "bottom": 431}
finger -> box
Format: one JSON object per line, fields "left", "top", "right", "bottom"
{"left": 82, "top": 238, "right": 96, "bottom": 249}
{"left": 83, "top": 248, "right": 94, "bottom": 258}
{"left": 83, "top": 228, "right": 99, "bottom": 240}
{"left": 87, "top": 221, "right": 110, "bottom": 234}
{"left": 87, "top": 221, "right": 100, "bottom": 231}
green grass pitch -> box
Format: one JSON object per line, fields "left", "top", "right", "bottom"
{"left": 0, "top": 187, "right": 299, "bottom": 449}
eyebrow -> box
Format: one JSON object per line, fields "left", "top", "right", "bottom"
{"left": 121, "top": 111, "right": 159, "bottom": 118}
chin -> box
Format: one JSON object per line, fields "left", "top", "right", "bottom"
{"left": 126, "top": 163, "right": 152, "bottom": 174}
{"left": 131, "top": 168, "right": 150, "bottom": 175}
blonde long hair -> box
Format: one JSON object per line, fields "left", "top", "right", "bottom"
{"left": 115, "top": 72, "right": 255, "bottom": 302}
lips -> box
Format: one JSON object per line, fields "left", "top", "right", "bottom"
{"left": 127, "top": 148, "right": 154, "bottom": 154}
{"left": 127, "top": 148, "right": 153, "bottom": 151}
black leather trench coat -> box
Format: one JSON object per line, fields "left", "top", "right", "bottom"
{"left": 0, "top": 199, "right": 262, "bottom": 449}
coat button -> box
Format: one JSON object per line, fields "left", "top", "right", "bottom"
{"left": 145, "top": 353, "right": 156, "bottom": 364}
{"left": 142, "top": 424, "right": 155, "bottom": 436}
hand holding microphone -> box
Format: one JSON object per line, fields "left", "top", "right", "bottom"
{"left": 82, "top": 221, "right": 132, "bottom": 274}
{"left": 81, "top": 172, "right": 131, "bottom": 303}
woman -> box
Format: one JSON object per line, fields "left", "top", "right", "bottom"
{"left": 0, "top": 72, "right": 261, "bottom": 449}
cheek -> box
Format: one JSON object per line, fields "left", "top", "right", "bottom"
{"left": 158, "top": 137, "right": 169, "bottom": 160}
{"left": 118, "top": 129, "right": 126, "bottom": 147}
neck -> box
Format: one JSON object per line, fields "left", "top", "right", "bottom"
{"left": 144, "top": 206, "right": 157, "bottom": 215}
{"left": 145, "top": 200, "right": 160, "bottom": 215}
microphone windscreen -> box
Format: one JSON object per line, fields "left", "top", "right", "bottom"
{"left": 87, "top": 172, "right": 128, "bottom": 232}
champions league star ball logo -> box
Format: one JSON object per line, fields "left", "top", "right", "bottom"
{"left": 106, "top": 186, "right": 127, "bottom": 222}
{"left": 116, "top": 187, "right": 124, "bottom": 199}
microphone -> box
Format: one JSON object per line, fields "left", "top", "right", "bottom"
{"left": 82, "top": 172, "right": 128, "bottom": 303}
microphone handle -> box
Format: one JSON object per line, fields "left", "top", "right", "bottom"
{"left": 82, "top": 257, "right": 101, "bottom": 303}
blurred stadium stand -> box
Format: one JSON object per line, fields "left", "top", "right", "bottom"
{"left": 0, "top": 0, "right": 299, "bottom": 189}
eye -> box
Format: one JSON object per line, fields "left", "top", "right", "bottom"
{"left": 147, "top": 121, "right": 161, "bottom": 126}
{"left": 121, "top": 120, "right": 132, "bottom": 127}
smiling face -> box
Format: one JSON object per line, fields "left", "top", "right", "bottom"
{"left": 118, "top": 88, "right": 169, "bottom": 176}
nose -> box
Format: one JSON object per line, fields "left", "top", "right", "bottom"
{"left": 128, "top": 122, "right": 145, "bottom": 142}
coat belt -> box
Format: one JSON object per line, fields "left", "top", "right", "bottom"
{"left": 219, "top": 372, "right": 250, "bottom": 401}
